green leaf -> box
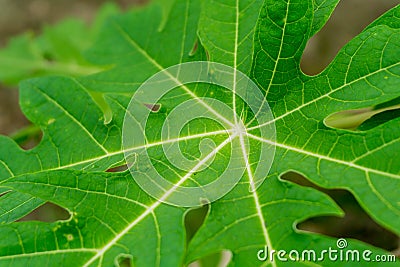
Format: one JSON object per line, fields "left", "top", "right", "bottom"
{"left": 187, "top": 0, "right": 400, "bottom": 265}
{"left": 0, "top": 3, "right": 119, "bottom": 85}
{"left": 254, "top": 0, "right": 400, "bottom": 232}
{"left": 358, "top": 108, "right": 400, "bottom": 131}
{"left": 0, "top": 76, "right": 125, "bottom": 222}
{"left": 0, "top": 1, "right": 203, "bottom": 262}
{"left": 0, "top": 191, "right": 44, "bottom": 224}
{"left": 310, "top": 0, "right": 340, "bottom": 36}
{"left": 198, "top": 0, "right": 264, "bottom": 74}
{"left": 0, "top": 0, "right": 399, "bottom": 266}
{"left": 1, "top": 171, "right": 186, "bottom": 266}
{"left": 80, "top": 0, "right": 203, "bottom": 93}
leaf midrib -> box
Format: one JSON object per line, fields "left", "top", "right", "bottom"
{"left": 111, "top": 21, "right": 235, "bottom": 128}
{"left": 248, "top": 60, "right": 400, "bottom": 131}
{"left": 81, "top": 134, "right": 234, "bottom": 266}
{"left": 247, "top": 133, "right": 400, "bottom": 179}
{"left": 0, "top": 249, "right": 98, "bottom": 260}
{"left": 0, "top": 129, "right": 231, "bottom": 186}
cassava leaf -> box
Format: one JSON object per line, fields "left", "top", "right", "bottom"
{"left": 0, "top": 0, "right": 399, "bottom": 266}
